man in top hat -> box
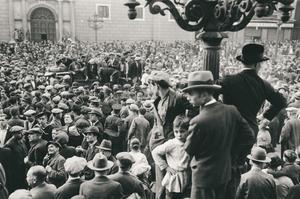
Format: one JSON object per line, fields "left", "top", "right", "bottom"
{"left": 43, "top": 141, "right": 66, "bottom": 188}
{"left": 55, "top": 156, "right": 87, "bottom": 199}
{"left": 3, "top": 126, "right": 28, "bottom": 191}
{"left": 236, "top": 147, "right": 276, "bottom": 199}
{"left": 79, "top": 153, "right": 124, "bottom": 199}
{"left": 182, "top": 71, "right": 254, "bottom": 199}
{"left": 109, "top": 152, "right": 145, "bottom": 198}
{"left": 25, "top": 128, "right": 48, "bottom": 167}
{"left": 98, "top": 139, "right": 119, "bottom": 175}
{"left": 220, "top": 43, "right": 287, "bottom": 136}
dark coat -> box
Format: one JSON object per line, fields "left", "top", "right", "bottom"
{"left": 185, "top": 102, "right": 254, "bottom": 188}
{"left": 236, "top": 168, "right": 277, "bottom": 199}
{"left": 27, "top": 139, "right": 48, "bottom": 166}
{"left": 43, "top": 154, "right": 67, "bottom": 188}
{"left": 109, "top": 172, "right": 145, "bottom": 198}
{"left": 286, "top": 184, "right": 300, "bottom": 199}
{"left": 221, "top": 69, "right": 287, "bottom": 135}
{"left": 3, "top": 137, "right": 28, "bottom": 191}
{"left": 79, "top": 176, "right": 123, "bottom": 199}
{"left": 30, "top": 182, "right": 57, "bottom": 199}
{"left": 55, "top": 178, "right": 84, "bottom": 199}
{"left": 60, "top": 145, "right": 77, "bottom": 159}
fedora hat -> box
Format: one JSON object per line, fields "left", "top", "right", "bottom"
{"left": 247, "top": 147, "right": 271, "bottom": 163}
{"left": 97, "top": 139, "right": 112, "bottom": 151}
{"left": 182, "top": 71, "right": 221, "bottom": 93}
{"left": 87, "top": 153, "right": 113, "bottom": 171}
{"left": 236, "top": 43, "right": 269, "bottom": 65}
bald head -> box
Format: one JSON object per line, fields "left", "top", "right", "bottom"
{"left": 27, "top": 166, "right": 47, "bottom": 187}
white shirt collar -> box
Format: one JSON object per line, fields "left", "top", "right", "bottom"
{"left": 204, "top": 99, "right": 217, "bottom": 107}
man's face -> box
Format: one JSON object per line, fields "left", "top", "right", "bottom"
{"left": 89, "top": 114, "right": 98, "bottom": 122}
{"left": 37, "top": 115, "right": 47, "bottom": 126}
{"left": 101, "top": 149, "right": 111, "bottom": 158}
{"left": 174, "top": 127, "right": 189, "bottom": 142}
{"left": 48, "top": 144, "right": 59, "bottom": 155}
{"left": 14, "top": 130, "right": 23, "bottom": 140}
{"left": 187, "top": 90, "right": 208, "bottom": 106}
{"left": 26, "top": 169, "right": 36, "bottom": 187}
{"left": 28, "top": 133, "right": 39, "bottom": 142}
{"left": 86, "top": 132, "right": 97, "bottom": 143}
{"left": 64, "top": 114, "right": 73, "bottom": 124}
{"left": 52, "top": 130, "right": 59, "bottom": 140}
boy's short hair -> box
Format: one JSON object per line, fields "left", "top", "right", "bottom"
{"left": 173, "top": 115, "right": 190, "bottom": 130}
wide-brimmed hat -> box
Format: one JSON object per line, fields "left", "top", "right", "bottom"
{"left": 97, "top": 139, "right": 112, "bottom": 151}
{"left": 87, "top": 153, "right": 113, "bottom": 171}
{"left": 182, "top": 71, "right": 221, "bottom": 93}
{"left": 236, "top": 43, "right": 269, "bottom": 65}
{"left": 247, "top": 147, "right": 271, "bottom": 163}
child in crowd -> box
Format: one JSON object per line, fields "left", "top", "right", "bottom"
{"left": 129, "top": 138, "right": 150, "bottom": 172}
{"left": 152, "top": 115, "right": 191, "bottom": 199}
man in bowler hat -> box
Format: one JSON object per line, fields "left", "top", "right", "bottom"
{"left": 183, "top": 71, "right": 254, "bottom": 199}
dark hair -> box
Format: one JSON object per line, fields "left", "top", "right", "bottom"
{"left": 155, "top": 80, "right": 169, "bottom": 89}
{"left": 284, "top": 150, "right": 297, "bottom": 162}
{"left": 9, "top": 96, "right": 18, "bottom": 105}
{"left": 10, "top": 106, "right": 19, "bottom": 116}
{"left": 139, "top": 107, "right": 146, "bottom": 115}
{"left": 173, "top": 115, "right": 190, "bottom": 130}
{"left": 269, "top": 155, "right": 283, "bottom": 169}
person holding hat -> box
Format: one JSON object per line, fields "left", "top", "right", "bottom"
{"left": 79, "top": 153, "right": 124, "bottom": 199}
{"left": 109, "top": 152, "right": 145, "bottom": 198}
{"left": 43, "top": 141, "right": 66, "bottom": 188}
{"left": 3, "top": 126, "right": 28, "bottom": 191}
{"left": 236, "top": 147, "right": 276, "bottom": 199}
{"left": 220, "top": 43, "right": 287, "bottom": 136}
{"left": 24, "top": 128, "right": 48, "bottom": 167}
{"left": 55, "top": 156, "right": 87, "bottom": 199}
{"left": 183, "top": 71, "right": 255, "bottom": 199}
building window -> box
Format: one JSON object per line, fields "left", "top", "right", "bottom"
{"left": 135, "top": 6, "right": 145, "bottom": 20}
{"left": 96, "top": 4, "right": 110, "bottom": 19}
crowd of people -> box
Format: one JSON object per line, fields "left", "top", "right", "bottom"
{"left": 0, "top": 39, "right": 299, "bottom": 199}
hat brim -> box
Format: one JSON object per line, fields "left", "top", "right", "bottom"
{"left": 182, "top": 84, "right": 221, "bottom": 93}
{"left": 87, "top": 160, "right": 113, "bottom": 171}
{"left": 236, "top": 55, "right": 269, "bottom": 64}
{"left": 247, "top": 154, "right": 271, "bottom": 163}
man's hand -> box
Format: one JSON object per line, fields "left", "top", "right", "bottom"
{"left": 45, "top": 166, "right": 52, "bottom": 173}
{"left": 166, "top": 167, "right": 176, "bottom": 175}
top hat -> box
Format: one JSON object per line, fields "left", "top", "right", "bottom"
{"left": 182, "top": 71, "right": 221, "bottom": 93}
{"left": 87, "top": 153, "right": 113, "bottom": 171}
{"left": 247, "top": 147, "right": 271, "bottom": 163}
{"left": 236, "top": 43, "right": 269, "bottom": 65}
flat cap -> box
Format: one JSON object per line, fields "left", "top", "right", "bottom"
{"left": 10, "top": 125, "right": 24, "bottom": 133}
{"left": 116, "top": 152, "right": 135, "bottom": 164}
{"left": 64, "top": 156, "right": 87, "bottom": 175}
{"left": 112, "top": 104, "right": 122, "bottom": 111}
{"left": 51, "top": 108, "right": 63, "bottom": 114}
{"left": 52, "top": 96, "right": 61, "bottom": 103}
{"left": 24, "top": 109, "right": 36, "bottom": 116}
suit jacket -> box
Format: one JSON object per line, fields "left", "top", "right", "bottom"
{"left": 44, "top": 153, "right": 66, "bottom": 188}
{"left": 79, "top": 176, "right": 123, "bottom": 199}
{"left": 30, "top": 182, "right": 57, "bottom": 199}
{"left": 286, "top": 184, "right": 300, "bottom": 199}
{"left": 153, "top": 89, "right": 193, "bottom": 140}
{"left": 221, "top": 69, "right": 287, "bottom": 135}
{"left": 55, "top": 178, "right": 84, "bottom": 199}
{"left": 109, "top": 172, "right": 145, "bottom": 198}
{"left": 27, "top": 139, "right": 48, "bottom": 166}
{"left": 128, "top": 115, "right": 150, "bottom": 150}
{"left": 280, "top": 119, "right": 300, "bottom": 152}
{"left": 236, "top": 168, "right": 277, "bottom": 199}
{"left": 185, "top": 102, "right": 254, "bottom": 188}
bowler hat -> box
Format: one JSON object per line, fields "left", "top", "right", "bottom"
{"left": 182, "top": 71, "right": 221, "bottom": 93}
{"left": 87, "top": 153, "right": 113, "bottom": 171}
{"left": 247, "top": 147, "right": 271, "bottom": 163}
{"left": 236, "top": 43, "right": 269, "bottom": 65}
{"left": 97, "top": 139, "right": 112, "bottom": 151}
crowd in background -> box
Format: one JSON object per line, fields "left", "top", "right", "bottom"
{"left": 0, "top": 39, "right": 299, "bottom": 199}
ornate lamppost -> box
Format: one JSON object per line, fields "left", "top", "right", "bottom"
{"left": 124, "top": 0, "right": 294, "bottom": 79}
{"left": 88, "top": 14, "right": 104, "bottom": 43}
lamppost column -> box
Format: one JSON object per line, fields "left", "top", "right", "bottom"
{"left": 58, "top": 0, "right": 63, "bottom": 41}
{"left": 95, "top": 28, "right": 98, "bottom": 42}
{"left": 200, "top": 32, "right": 228, "bottom": 80}
{"left": 70, "top": 0, "right": 76, "bottom": 40}
{"left": 8, "top": 0, "right": 15, "bottom": 41}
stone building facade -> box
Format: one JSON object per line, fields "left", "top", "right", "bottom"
{"left": 0, "top": 0, "right": 299, "bottom": 42}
